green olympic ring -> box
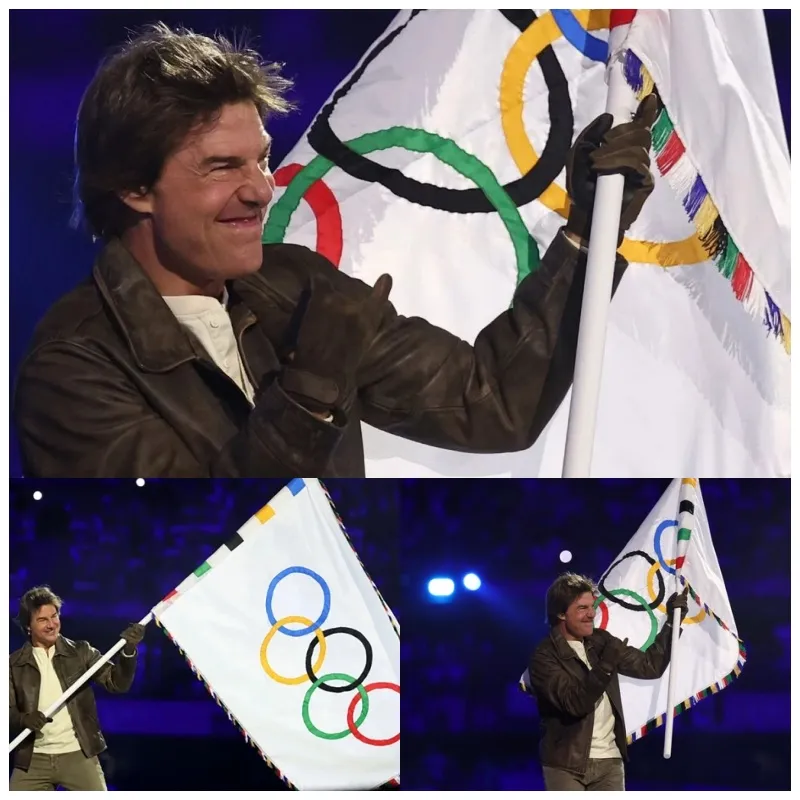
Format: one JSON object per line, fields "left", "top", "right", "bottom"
{"left": 302, "top": 672, "right": 369, "bottom": 740}
{"left": 595, "top": 588, "right": 658, "bottom": 652}
{"left": 264, "top": 125, "right": 541, "bottom": 286}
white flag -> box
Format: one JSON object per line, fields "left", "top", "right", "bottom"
{"left": 521, "top": 478, "right": 745, "bottom": 743}
{"left": 266, "top": 9, "right": 789, "bottom": 477}
{"left": 152, "top": 478, "right": 400, "bottom": 790}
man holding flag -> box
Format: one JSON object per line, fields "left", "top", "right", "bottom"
{"left": 9, "top": 586, "right": 145, "bottom": 791}
{"left": 13, "top": 22, "right": 658, "bottom": 479}
{"left": 529, "top": 573, "right": 688, "bottom": 791}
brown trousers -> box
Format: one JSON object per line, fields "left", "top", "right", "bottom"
{"left": 10, "top": 750, "right": 107, "bottom": 791}
{"left": 543, "top": 758, "right": 625, "bottom": 791}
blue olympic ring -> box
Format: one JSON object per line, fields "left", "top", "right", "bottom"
{"left": 653, "top": 519, "right": 679, "bottom": 575}
{"left": 551, "top": 10, "right": 609, "bottom": 63}
{"left": 266, "top": 566, "right": 331, "bottom": 637}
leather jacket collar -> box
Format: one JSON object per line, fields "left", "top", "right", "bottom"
{"left": 10, "top": 635, "right": 75, "bottom": 668}
{"left": 92, "top": 238, "right": 256, "bottom": 373}
{"left": 549, "top": 625, "right": 597, "bottom": 663}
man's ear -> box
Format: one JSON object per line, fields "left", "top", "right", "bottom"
{"left": 119, "top": 188, "right": 154, "bottom": 215}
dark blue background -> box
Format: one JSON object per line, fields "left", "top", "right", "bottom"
{"left": 8, "top": 9, "right": 791, "bottom": 476}
{"left": 9, "top": 478, "right": 399, "bottom": 791}
{"left": 399, "top": 479, "right": 790, "bottom": 791}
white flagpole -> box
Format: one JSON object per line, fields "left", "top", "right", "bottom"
{"left": 663, "top": 573, "right": 683, "bottom": 758}
{"left": 663, "top": 479, "right": 696, "bottom": 758}
{"left": 9, "top": 612, "right": 153, "bottom": 753}
{"left": 561, "top": 28, "right": 639, "bottom": 478}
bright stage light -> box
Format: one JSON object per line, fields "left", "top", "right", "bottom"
{"left": 463, "top": 573, "right": 481, "bottom": 591}
{"left": 428, "top": 578, "right": 455, "bottom": 597}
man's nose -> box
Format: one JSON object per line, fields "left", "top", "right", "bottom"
{"left": 238, "top": 164, "right": 274, "bottom": 207}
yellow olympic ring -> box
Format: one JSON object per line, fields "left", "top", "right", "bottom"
{"left": 260, "top": 615, "right": 327, "bottom": 685}
{"left": 646, "top": 562, "right": 707, "bottom": 624}
{"left": 499, "top": 9, "right": 708, "bottom": 267}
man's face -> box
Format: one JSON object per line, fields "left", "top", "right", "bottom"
{"left": 30, "top": 604, "right": 61, "bottom": 648}
{"left": 126, "top": 101, "right": 275, "bottom": 286}
{"left": 561, "top": 591, "right": 596, "bottom": 640}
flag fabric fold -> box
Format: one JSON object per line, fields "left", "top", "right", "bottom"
{"left": 267, "top": 9, "right": 789, "bottom": 478}
{"left": 152, "top": 478, "right": 400, "bottom": 791}
{"left": 520, "top": 478, "right": 745, "bottom": 744}
{"left": 622, "top": 10, "right": 790, "bottom": 329}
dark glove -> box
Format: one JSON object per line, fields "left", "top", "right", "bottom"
{"left": 21, "top": 711, "right": 50, "bottom": 732}
{"left": 120, "top": 623, "right": 145, "bottom": 654}
{"left": 666, "top": 586, "right": 690, "bottom": 623}
{"left": 598, "top": 636, "right": 629, "bottom": 675}
{"left": 566, "top": 93, "right": 659, "bottom": 247}
{"left": 280, "top": 273, "right": 393, "bottom": 417}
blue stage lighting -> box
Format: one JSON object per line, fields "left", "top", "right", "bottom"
{"left": 428, "top": 577, "right": 455, "bottom": 597}
{"left": 463, "top": 573, "right": 481, "bottom": 591}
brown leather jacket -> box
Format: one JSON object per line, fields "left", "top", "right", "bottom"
{"left": 9, "top": 636, "right": 138, "bottom": 771}
{"left": 529, "top": 624, "right": 674, "bottom": 776}
{"left": 14, "top": 231, "right": 624, "bottom": 477}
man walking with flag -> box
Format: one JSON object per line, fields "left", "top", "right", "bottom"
{"left": 9, "top": 586, "right": 145, "bottom": 791}
{"left": 529, "top": 573, "right": 688, "bottom": 791}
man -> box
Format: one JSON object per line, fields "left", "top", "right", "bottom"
{"left": 9, "top": 586, "right": 146, "bottom": 791}
{"left": 529, "top": 573, "right": 689, "bottom": 791}
{"left": 14, "top": 23, "right": 658, "bottom": 478}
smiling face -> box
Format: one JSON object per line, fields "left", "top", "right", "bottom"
{"left": 559, "top": 591, "right": 596, "bottom": 641}
{"left": 29, "top": 604, "right": 61, "bottom": 649}
{"left": 121, "top": 101, "right": 275, "bottom": 293}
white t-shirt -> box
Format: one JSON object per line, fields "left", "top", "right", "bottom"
{"left": 567, "top": 639, "right": 621, "bottom": 759}
{"left": 31, "top": 646, "right": 81, "bottom": 754}
{"left": 162, "top": 289, "right": 256, "bottom": 405}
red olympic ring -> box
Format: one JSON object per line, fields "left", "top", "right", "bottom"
{"left": 274, "top": 163, "right": 343, "bottom": 267}
{"left": 597, "top": 599, "right": 609, "bottom": 630}
{"left": 346, "top": 682, "right": 400, "bottom": 746}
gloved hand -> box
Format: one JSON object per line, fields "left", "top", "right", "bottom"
{"left": 598, "top": 636, "right": 629, "bottom": 675}
{"left": 566, "top": 93, "right": 659, "bottom": 247}
{"left": 120, "top": 623, "right": 146, "bottom": 655}
{"left": 666, "top": 586, "right": 690, "bottom": 624}
{"left": 21, "top": 711, "right": 50, "bottom": 732}
{"left": 280, "top": 273, "right": 393, "bottom": 417}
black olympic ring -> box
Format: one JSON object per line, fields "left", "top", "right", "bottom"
{"left": 598, "top": 550, "right": 665, "bottom": 611}
{"left": 305, "top": 627, "right": 374, "bottom": 694}
{"left": 307, "top": 9, "right": 573, "bottom": 213}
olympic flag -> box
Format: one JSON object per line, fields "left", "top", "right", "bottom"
{"left": 152, "top": 479, "right": 400, "bottom": 791}
{"left": 521, "top": 478, "right": 745, "bottom": 744}
{"left": 266, "top": 9, "right": 789, "bottom": 477}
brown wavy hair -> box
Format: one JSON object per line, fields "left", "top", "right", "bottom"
{"left": 72, "top": 22, "right": 295, "bottom": 240}
{"left": 16, "top": 585, "right": 63, "bottom": 633}
{"left": 545, "top": 572, "right": 597, "bottom": 626}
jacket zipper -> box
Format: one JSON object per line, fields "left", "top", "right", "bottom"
{"left": 236, "top": 315, "right": 259, "bottom": 390}
{"left": 570, "top": 645, "right": 595, "bottom": 775}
